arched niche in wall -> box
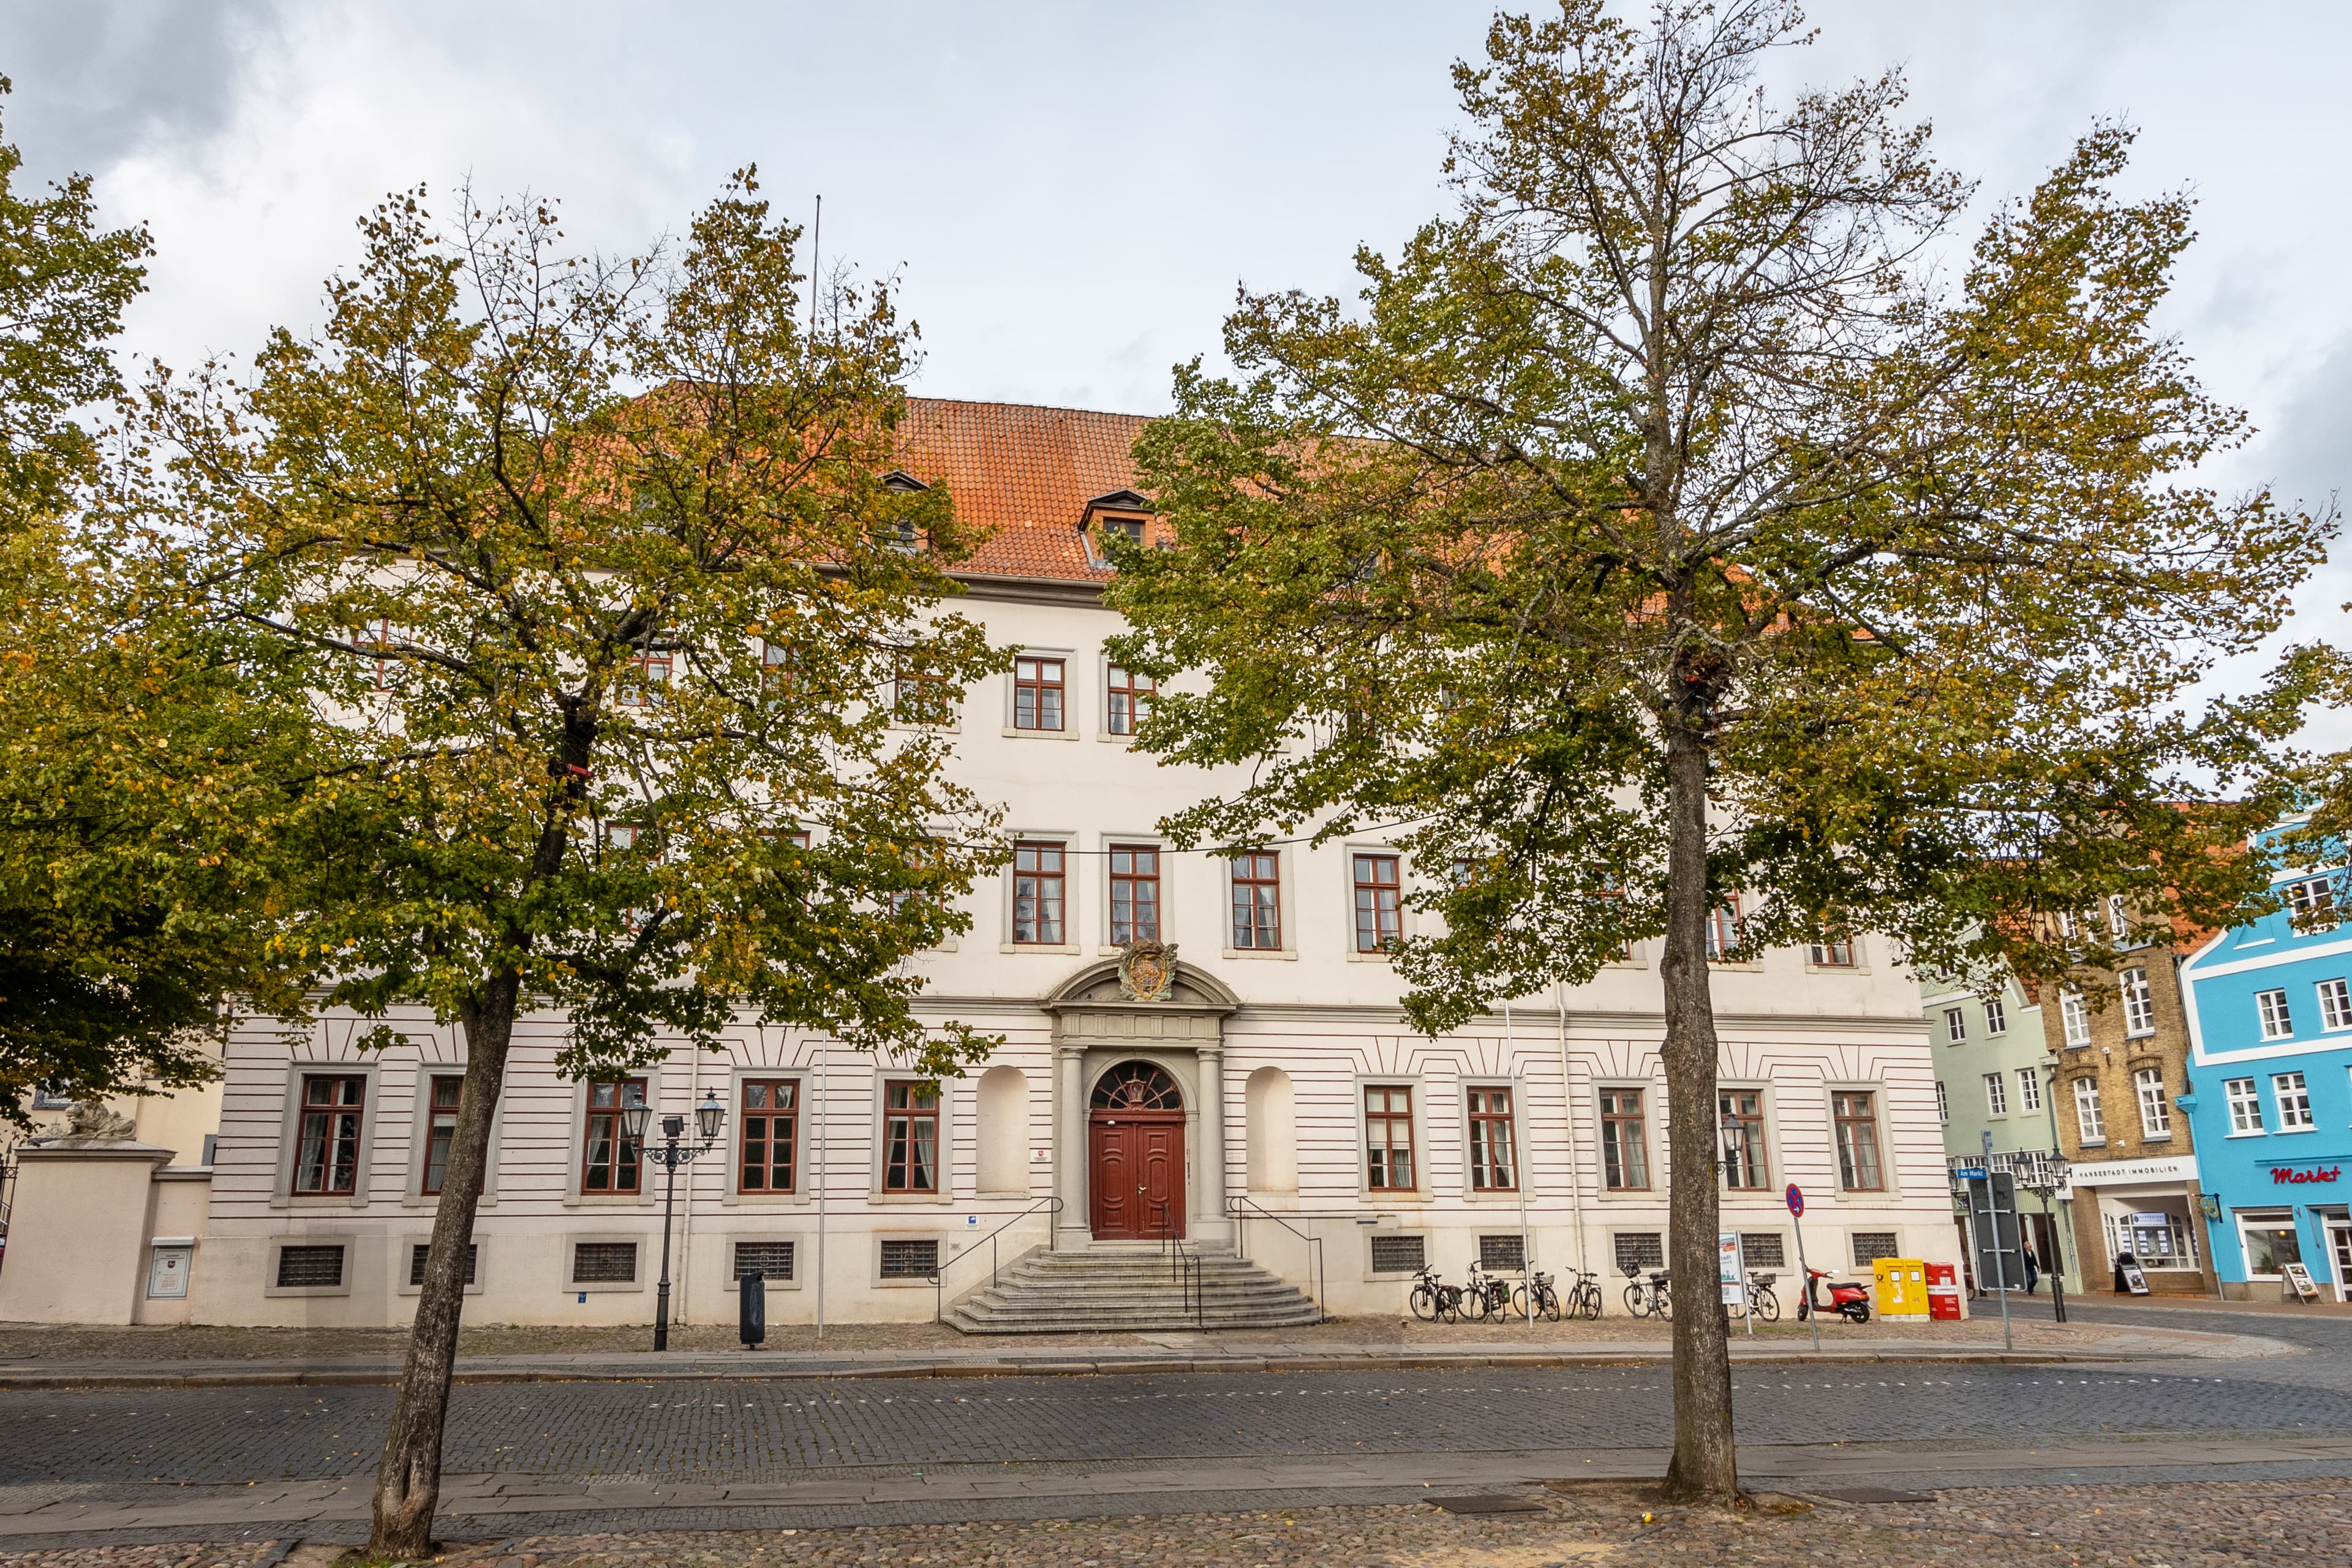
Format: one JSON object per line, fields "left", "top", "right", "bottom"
{"left": 975, "top": 1065, "right": 1028, "bottom": 1194}
{"left": 1245, "top": 1065, "right": 1297, "bottom": 1193}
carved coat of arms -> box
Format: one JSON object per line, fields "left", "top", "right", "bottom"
{"left": 1117, "top": 938, "right": 1178, "bottom": 1002}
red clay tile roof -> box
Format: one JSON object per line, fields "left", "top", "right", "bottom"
{"left": 891, "top": 398, "right": 1152, "bottom": 584}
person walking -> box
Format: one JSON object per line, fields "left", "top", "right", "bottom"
{"left": 2023, "top": 1245, "right": 2041, "bottom": 1296}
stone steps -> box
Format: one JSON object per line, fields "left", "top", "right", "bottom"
{"left": 943, "top": 1245, "right": 1324, "bottom": 1334}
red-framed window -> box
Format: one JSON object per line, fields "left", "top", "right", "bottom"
{"left": 760, "top": 638, "right": 793, "bottom": 691}
{"left": 1807, "top": 937, "right": 1856, "bottom": 967}
{"left": 883, "top": 1081, "right": 940, "bottom": 1193}
{"left": 1364, "top": 1085, "right": 1415, "bottom": 1190}
{"left": 1109, "top": 843, "right": 1160, "bottom": 944}
{"left": 1705, "top": 894, "right": 1743, "bottom": 960}
{"left": 1353, "top": 853, "right": 1401, "bottom": 952}
{"left": 1012, "top": 840, "right": 1066, "bottom": 944}
{"left": 893, "top": 660, "right": 952, "bottom": 725}
{"left": 617, "top": 651, "right": 671, "bottom": 707}
{"left": 581, "top": 1078, "right": 647, "bottom": 1194}
{"left": 1107, "top": 665, "right": 1156, "bottom": 736}
{"left": 363, "top": 617, "right": 402, "bottom": 691}
{"left": 1719, "top": 1088, "right": 1767, "bottom": 1189}
{"left": 1833, "top": 1090, "right": 1884, "bottom": 1191}
{"left": 1013, "top": 656, "right": 1065, "bottom": 731}
{"left": 739, "top": 1078, "right": 797, "bottom": 1194}
{"left": 1231, "top": 852, "right": 1282, "bottom": 950}
{"left": 420, "top": 1074, "right": 463, "bottom": 1196}
{"left": 293, "top": 1074, "right": 366, "bottom": 1195}
{"left": 1466, "top": 1086, "right": 1517, "bottom": 1191}
{"left": 1600, "top": 1087, "right": 1648, "bottom": 1190}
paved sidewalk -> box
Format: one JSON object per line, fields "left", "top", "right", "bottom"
{"left": 4, "top": 1476, "right": 2346, "bottom": 1568}
{"left": 0, "top": 1319, "right": 2282, "bottom": 1390}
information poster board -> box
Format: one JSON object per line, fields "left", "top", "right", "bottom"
{"left": 2119, "top": 1257, "right": 2151, "bottom": 1294}
{"left": 2284, "top": 1262, "right": 2322, "bottom": 1302}
{"left": 1719, "top": 1232, "right": 1744, "bottom": 1306}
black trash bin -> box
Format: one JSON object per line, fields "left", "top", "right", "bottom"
{"left": 740, "top": 1270, "right": 767, "bottom": 1348}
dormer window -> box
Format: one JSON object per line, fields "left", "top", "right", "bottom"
{"left": 879, "top": 470, "right": 929, "bottom": 554}
{"left": 1079, "top": 489, "right": 1153, "bottom": 565}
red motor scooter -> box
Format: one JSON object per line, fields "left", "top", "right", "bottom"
{"left": 1798, "top": 1265, "right": 1872, "bottom": 1324}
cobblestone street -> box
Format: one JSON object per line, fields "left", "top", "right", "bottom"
{"left": 8, "top": 1361, "right": 2351, "bottom": 1485}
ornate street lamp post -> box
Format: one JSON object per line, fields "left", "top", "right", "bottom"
{"left": 622, "top": 1088, "right": 727, "bottom": 1352}
{"left": 2018, "top": 1155, "right": 2072, "bottom": 1324}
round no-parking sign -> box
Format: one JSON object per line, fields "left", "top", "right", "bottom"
{"left": 1785, "top": 1183, "right": 1804, "bottom": 1216}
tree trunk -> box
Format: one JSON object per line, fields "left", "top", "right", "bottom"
{"left": 1656, "top": 716, "right": 1739, "bottom": 1506}
{"left": 368, "top": 978, "right": 518, "bottom": 1556}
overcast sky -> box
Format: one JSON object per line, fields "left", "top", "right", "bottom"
{"left": 6, "top": 1, "right": 2348, "bottom": 724}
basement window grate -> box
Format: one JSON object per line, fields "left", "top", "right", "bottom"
{"left": 571, "top": 1242, "right": 639, "bottom": 1284}
{"left": 1368, "top": 1234, "right": 1425, "bottom": 1275}
{"left": 275, "top": 1244, "right": 345, "bottom": 1289}
{"left": 408, "top": 1242, "right": 479, "bottom": 1287}
{"left": 1478, "top": 1234, "right": 1526, "bottom": 1272}
{"left": 734, "top": 1241, "right": 796, "bottom": 1281}
{"left": 880, "top": 1239, "right": 939, "bottom": 1280}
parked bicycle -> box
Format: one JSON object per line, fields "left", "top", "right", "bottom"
{"left": 1408, "top": 1262, "right": 1466, "bottom": 1324}
{"left": 1511, "top": 1269, "right": 1564, "bottom": 1322}
{"left": 1461, "top": 1257, "right": 1514, "bottom": 1321}
{"left": 1561, "top": 1268, "right": 1605, "bottom": 1321}
{"left": 1622, "top": 1265, "right": 1673, "bottom": 1319}
{"left": 1740, "top": 1270, "right": 1781, "bottom": 1322}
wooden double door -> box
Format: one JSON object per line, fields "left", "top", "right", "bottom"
{"left": 1088, "top": 1114, "right": 1185, "bottom": 1239}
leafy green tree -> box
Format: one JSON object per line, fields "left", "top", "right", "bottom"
{"left": 152, "top": 176, "right": 1005, "bottom": 1554}
{"left": 0, "top": 79, "right": 306, "bottom": 1123}
{"left": 1108, "top": 1, "right": 2324, "bottom": 1503}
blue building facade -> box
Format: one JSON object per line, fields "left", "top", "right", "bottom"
{"left": 2179, "top": 825, "right": 2352, "bottom": 1300}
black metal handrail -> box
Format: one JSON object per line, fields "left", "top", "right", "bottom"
{"left": 1226, "top": 1195, "right": 1326, "bottom": 1320}
{"left": 1159, "top": 1200, "right": 1202, "bottom": 1329}
{"left": 932, "top": 1196, "right": 1065, "bottom": 1325}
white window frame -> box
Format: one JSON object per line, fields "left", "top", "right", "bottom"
{"left": 1984, "top": 995, "right": 2007, "bottom": 1036}
{"left": 2257, "top": 987, "right": 2294, "bottom": 1041}
{"left": 2133, "top": 1066, "right": 2171, "bottom": 1139}
{"left": 2235, "top": 1209, "right": 2299, "bottom": 1280}
{"left": 2225, "top": 1076, "right": 2264, "bottom": 1136}
{"left": 2072, "top": 1076, "right": 2105, "bottom": 1145}
{"left": 2060, "top": 989, "right": 2092, "bottom": 1047}
{"left": 2274, "top": 1070, "right": 2316, "bottom": 1131}
{"left": 1983, "top": 1071, "right": 2007, "bottom": 1117}
{"left": 1943, "top": 1007, "right": 1967, "bottom": 1044}
{"left": 1934, "top": 1079, "right": 1949, "bottom": 1125}
{"left": 2016, "top": 1066, "right": 2043, "bottom": 1115}
{"left": 2119, "top": 967, "right": 2155, "bottom": 1038}
{"left": 2285, "top": 875, "right": 2339, "bottom": 929}
{"left": 2319, "top": 977, "right": 2352, "bottom": 1033}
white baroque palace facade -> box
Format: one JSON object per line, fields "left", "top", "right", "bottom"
{"left": 0, "top": 399, "right": 1960, "bottom": 1329}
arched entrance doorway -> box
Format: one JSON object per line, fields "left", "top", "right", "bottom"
{"left": 1089, "top": 1061, "right": 1186, "bottom": 1240}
